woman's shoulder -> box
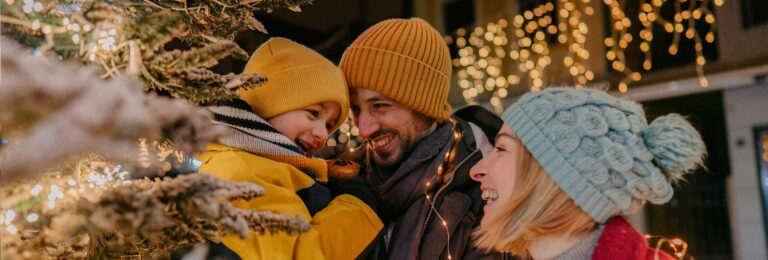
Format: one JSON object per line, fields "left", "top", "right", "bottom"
{"left": 592, "top": 217, "right": 678, "bottom": 260}
{"left": 591, "top": 217, "right": 649, "bottom": 260}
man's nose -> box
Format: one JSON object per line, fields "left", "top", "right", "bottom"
{"left": 355, "top": 111, "right": 380, "bottom": 139}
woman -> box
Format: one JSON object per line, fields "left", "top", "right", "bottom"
{"left": 470, "top": 87, "right": 705, "bottom": 259}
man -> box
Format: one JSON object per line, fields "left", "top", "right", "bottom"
{"left": 339, "top": 18, "right": 505, "bottom": 259}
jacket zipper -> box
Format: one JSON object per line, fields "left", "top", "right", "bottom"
{"left": 418, "top": 149, "right": 481, "bottom": 254}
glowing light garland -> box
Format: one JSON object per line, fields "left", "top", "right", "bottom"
{"left": 635, "top": 0, "right": 722, "bottom": 89}
{"left": 448, "top": 19, "right": 514, "bottom": 114}
{"left": 423, "top": 119, "right": 463, "bottom": 260}
{"left": 446, "top": 0, "right": 722, "bottom": 109}
{"left": 646, "top": 234, "right": 691, "bottom": 259}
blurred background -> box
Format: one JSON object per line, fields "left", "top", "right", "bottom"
{"left": 211, "top": 1, "right": 768, "bottom": 259}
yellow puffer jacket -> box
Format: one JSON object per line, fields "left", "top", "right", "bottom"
{"left": 197, "top": 143, "right": 383, "bottom": 259}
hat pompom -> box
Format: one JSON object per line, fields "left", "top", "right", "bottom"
{"left": 642, "top": 114, "right": 706, "bottom": 182}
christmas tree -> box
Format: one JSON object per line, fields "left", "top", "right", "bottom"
{"left": 0, "top": 0, "right": 313, "bottom": 258}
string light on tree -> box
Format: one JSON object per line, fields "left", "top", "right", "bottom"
{"left": 1, "top": 155, "right": 131, "bottom": 236}
{"left": 1, "top": 0, "right": 312, "bottom": 257}
{"left": 0, "top": 0, "right": 270, "bottom": 103}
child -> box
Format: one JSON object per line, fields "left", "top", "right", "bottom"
{"left": 197, "top": 38, "right": 382, "bottom": 259}
{"left": 469, "top": 87, "right": 706, "bottom": 259}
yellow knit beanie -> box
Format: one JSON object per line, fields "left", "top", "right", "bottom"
{"left": 340, "top": 18, "right": 453, "bottom": 121}
{"left": 238, "top": 37, "right": 350, "bottom": 131}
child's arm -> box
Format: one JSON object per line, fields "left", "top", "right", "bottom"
{"left": 302, "top": 193, "right": 383, "bottom": 259}
{"left": 198, "top": 149, "right": 382, "bottom": 259}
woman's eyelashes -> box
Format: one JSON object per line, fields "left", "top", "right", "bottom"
{"left": 493, "top": 145, "right": 506, "bottom": 153}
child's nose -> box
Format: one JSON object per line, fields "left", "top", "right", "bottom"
{"left": 312, "top": 125, "right": 329, "bottom": 140}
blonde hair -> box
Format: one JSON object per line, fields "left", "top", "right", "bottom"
{"left": 473, "top": 142, "right": 597, "bottom": 255}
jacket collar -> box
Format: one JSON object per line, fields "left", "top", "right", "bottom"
{"left": 592, "top": 216, "right": 654, "bottom": 260}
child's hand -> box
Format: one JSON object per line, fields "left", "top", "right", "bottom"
{"left": 326, "top": 173, "right": 379, "bottom": 214}
{"left": 326, "top": 159, "right": 361, "bottom": 182}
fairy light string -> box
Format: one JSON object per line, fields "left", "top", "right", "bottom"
{"left": 645, "top": 234, "right": 691, "bottom": 259}
{"left": 422, "top": 118, "right": 465, "bottom": 260}
{"left": 447, "top": 0, "right": 723, "bottom": 107}
{"left": 447, "top": 18, "right": 513, "bottom": 114}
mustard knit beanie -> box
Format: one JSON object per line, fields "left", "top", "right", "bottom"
{"left": 238, "top": 37, "right": 350, "bottom": 132}
{"left": 340, "top": 18, "right": 453, "bottom": 121}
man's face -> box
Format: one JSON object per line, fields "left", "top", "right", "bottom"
{"left": 350, "top": 88, "right": 436, "bottom": 167}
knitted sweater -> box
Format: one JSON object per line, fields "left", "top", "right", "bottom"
{"left": 551, "top": 226, "right": 603, "bottom": 260}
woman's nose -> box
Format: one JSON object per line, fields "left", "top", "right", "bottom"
{"left": 470, "top": 157, "right": 487, "bottom": 181}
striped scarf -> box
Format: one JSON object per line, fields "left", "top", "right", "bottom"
{"left": 206, "top": 99, "right": 328, "bottom": 183}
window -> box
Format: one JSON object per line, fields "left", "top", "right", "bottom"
{"left": 742, "top": 0, "right": 768, "bottom": 28}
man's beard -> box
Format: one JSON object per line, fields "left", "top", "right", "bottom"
{"left": 368, "top": 121, "right": 437, "bottom": 168}
{"left": 368, "top": 130, "right": 409, "bottom": 168}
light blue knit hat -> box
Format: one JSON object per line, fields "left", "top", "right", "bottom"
{"left": 502, "top": 87, "right": 706, "bottom": 223}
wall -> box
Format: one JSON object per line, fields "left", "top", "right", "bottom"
{"left": 724, "top": 83, "right": 768, "bottom": 260}
{"left": 717, "top": 1, "right": 768, "bottom": 66}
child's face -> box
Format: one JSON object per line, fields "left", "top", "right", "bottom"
{"left": 470, "top": 124, "right": 522, "bottom": 228}
{"left": 268, "top": 101, "right": 341, "bottom": 156}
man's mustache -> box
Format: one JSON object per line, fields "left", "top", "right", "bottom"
{"left": 366, "top": 130, "right": 399, "bottom": 142}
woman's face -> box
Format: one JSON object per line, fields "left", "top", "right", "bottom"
{"left": 470, "top": 124, "right": 523, "bottom": 227}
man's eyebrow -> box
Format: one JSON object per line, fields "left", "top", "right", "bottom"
{"left": 365, "top": 96, "right": 388, "bottom": 103}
